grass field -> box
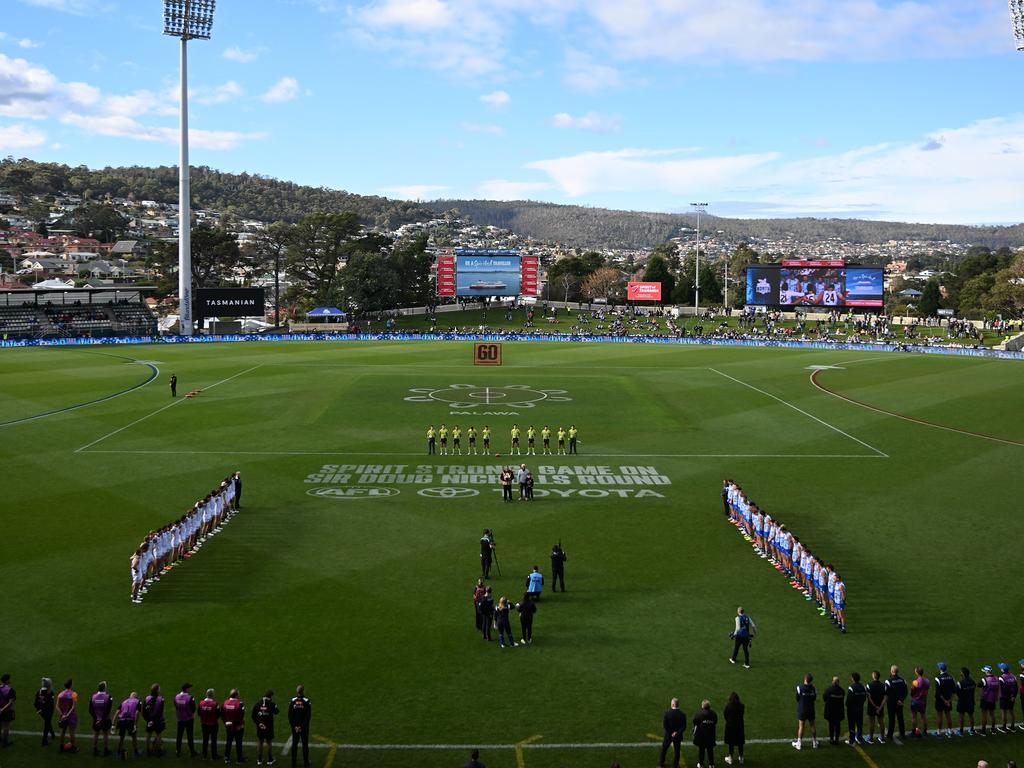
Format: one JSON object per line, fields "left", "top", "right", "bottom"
{"left": 1, "top": 338, "right": 1023, "bottom": 768}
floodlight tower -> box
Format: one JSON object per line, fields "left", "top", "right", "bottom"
{"left": 690, "top": 202, "right": 708, "bottom": 315}
{"left": 163, "top": 0, "right": 216, "bottom": 336}
{"left": 1012, "top": 0, "right": 1024, "bottom": 50}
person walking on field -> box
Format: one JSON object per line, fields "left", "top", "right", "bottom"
{"left": 658, "top": 698, "right": 686, "bottom": 768}
{"left": 723, "top": 692, "right": 745, "bottom": 765}
{"left": 729, "top": 607, "right": 756, "bottom": 669}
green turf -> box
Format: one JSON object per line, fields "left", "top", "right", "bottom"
{"left": 1, "top": 340, "right": 1023, "bottom": 768}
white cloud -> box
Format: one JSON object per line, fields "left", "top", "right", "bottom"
{"left": 63, "top": 81, "right": 101, "bottom": 107}
{"left": 0, "top": 53, "right": 59, "bottom": 118}
{"left": 460, "top": 122, "right": 504, "bottom": 136}
{"left": 552, "top": 111, "right": 622, "bottom": 132}
{"left": 222, "top": 46, "right": 261, "bottom": 64}
{"left": 196, "top": 81, "right": 243, "bottom": 106}
{"left": 261, "top": 77, "right": 300, "bottom": 103}
{"left": 18, "top": 38, "right": 43, "bottom": 49}
{"left": 479, "top": 90, "right": 510, "bottom": 107}
{"left": 515, "top": 115, "right": 1024, "bottom": 223}
{"left": 477, "top": 179, "right": 552, "bottom": 200}
{"left": 60, "top": 112, "right": 266, "bottom": 151}
{"left": 382, "top": 184, "right": 449, "bottom": 199}
{"left": 18, "top": 0, "right": 100, "bottom": 14}
{"left": 359, "top": 0, "right": 453, "bottom": 30}
{"left": 562, "top": 49, "right": 622, "bottom": 92}
{"left": 0, "top": 123, "right": 47, "bottom": 149}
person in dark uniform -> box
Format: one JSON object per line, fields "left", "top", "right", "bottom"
{"left": 885, "top": 665, "right": 908, "bottom": 744}
{"left": 478, "top": 587, "right": 494, "bottom": 641}
{"left": 934, "top": 662, "right": 956, "bottom": 737}
{"left": 472, "top": 578, "right": 487, "bottom": 631}
{"left": 517, "top": 593, "right": 537, "bottom": 645}
{"left": 288, "top": 685, "right": 312, "bottom": 768}
{"left": 823, "top": 675, "right": 845, "bottom": 745}
{"left": 793, "top": 673, "right": 818, "bottom": 750}
{"left": 550, "top": 543, "right": 567, "bottom": 592}
{"left": 658, "top": 697, "right": 686, "bottom": 768}
{"left": 692, "top": 699, "right": 718, "bottom": 768}
{"left": 957, "top": 667, "right": 977, "bottom": 736}
{"left": 169, "top": 374, "right": 177, "bottom": 397}
{"left": 480, "top": 529, "right": 494, "bottom": 579}
{"left": 500, "top": 467, "right": 513, "bottom": 502}
{"left": 232, "top": 472, "right": 242, "bottom": 511}
{"left": 252, "top": 690, "right": 278, "bottom": 766}
{"left": 846, "top": 672, "right": 867, "bottom": 745}
{"left": 866, "top": 671, "right": 886, "bottom": 743}
{"left": 721, "top": 479, "right": 731, "bottom": 516}
{"left": 464, "top": 748, "right": 486, "bottom": 768}
{"left": 34, "top": 677, "right": 55, "bottom": 746}
{"left": 723, "top": 691, "right": 745, "bottom": 765}
{"left": 172, "top": 683, "right": 196, "bottom": 758}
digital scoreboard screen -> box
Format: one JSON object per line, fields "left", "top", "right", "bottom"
{"left": 745, "top": 263, "right": 884, "bottom": 308}
{"left": 456, "top": 253, "right": 521, "bottom": 297}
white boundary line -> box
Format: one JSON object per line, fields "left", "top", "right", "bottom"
{"left": 708, "top": 367, "right": 889, "bottom": 458}
{"left": 0, "top": 729, "right": 861, "bottom": 750}
{"left": 75, "top": 449, "right": 886, "bottom": 459}
{"left": 74, "top": 364, "right": 263, "bottom": 454}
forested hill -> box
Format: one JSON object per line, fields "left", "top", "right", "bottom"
{"left": 0, "top": 158, "right": 431, "bottom": 228}
{"left": 425, "top": 199, "right": 1024, "bottom": 250}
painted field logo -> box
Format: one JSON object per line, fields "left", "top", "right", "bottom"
{"left": 405, "top": 384, "right": 571, "bottom": 409}
{"left": 418, "top": 487, "right": 479, "bottom": 499}
{"left": 306, "top": 487, "right": 400, "bottom": 500}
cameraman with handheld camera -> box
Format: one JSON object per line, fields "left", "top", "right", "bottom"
{"left": 729, "top": 607, "right": 757, "bottom": 669}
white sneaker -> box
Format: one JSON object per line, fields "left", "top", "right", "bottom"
{"left": 725, "top": 757, "right": 733, "bottom": 765}
{"left": 791, "top": 741, "right": 801, "bottom": 750}
{"left": 812, "top": 740, "right": 819, "bottom": 748}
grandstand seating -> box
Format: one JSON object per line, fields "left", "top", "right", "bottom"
{"left": 0, "top": 299, "right": 157, "bottom": 339}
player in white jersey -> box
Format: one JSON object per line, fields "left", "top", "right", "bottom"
{"left": 822, "top": 288, "right": 840, "bottom": 306}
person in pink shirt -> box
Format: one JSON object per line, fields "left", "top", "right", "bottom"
{"left": 909, "top": 666, "right": 930, "bottom": 737}
{"left": 115, "top": 691, "right": 141, "bottom": 760}
{"left": 56, "top": 679, "right": 78, "bottom": 753}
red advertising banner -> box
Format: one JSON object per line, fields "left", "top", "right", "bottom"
{"left": 436, "top": 254, "right": 456, "bottom": 297}
{"left": 520, "top": 255, "right": 539, "bottom": 296}
{"left": 627, "top": 281, "right": 663, "bottom": 301}
{"left": 781, "top": 259, "right": 845, "bottom": 267}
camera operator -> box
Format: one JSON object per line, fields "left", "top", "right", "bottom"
{"left": 729, "top": 607, "right": 756, "bottom": 668}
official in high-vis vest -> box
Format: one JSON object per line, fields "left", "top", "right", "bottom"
{"left": 729, "top": 606, "right": 757, "bottom": 668}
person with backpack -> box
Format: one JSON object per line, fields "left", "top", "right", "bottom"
{"left": 252, "top": 690, "right": 279, "bottom": 766}
{"left": 197, "top": 688, "right": 221, "bottom": 760}
{"left": 729, "top": 607, "right": 756, "bottom": 669}
{"left": 221, "top": 689, "right": 246, "bottom": 764}
{"left": 142, "top": 683, "right": 165, "bottom": 756}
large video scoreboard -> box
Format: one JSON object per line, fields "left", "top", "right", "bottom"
{"left": 745, "top": 260, "right": 884, "bottom": 308}
{"left": 436, "top": 249, "right": 539, "bottom": 298}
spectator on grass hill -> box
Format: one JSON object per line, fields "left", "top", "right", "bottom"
{"left": 658, "top": 697, "right": 686, "bottom": 768}
{"left": 464, "top": 747, "right": 486, "bottom": 768}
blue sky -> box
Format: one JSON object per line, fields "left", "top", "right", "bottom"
{"left": 1, "top": 0, "right": 1023, "bottom": 223}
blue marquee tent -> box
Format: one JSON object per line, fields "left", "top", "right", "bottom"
{"left": 306, "top": 307, "right": 347, "bottom": 323}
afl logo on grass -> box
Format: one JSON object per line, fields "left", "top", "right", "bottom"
{"left": 418, "top": 487, "right": 479, "bottom": 499}
{"left": 404, "top": 384, "right": 571, "bottom": 409}
{"left": 306, "top": 487, "right": 400, "bottom": 500}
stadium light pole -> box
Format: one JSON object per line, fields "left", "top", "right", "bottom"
{"left": 690, "top": 202, "right": 708, "bottom": 316}
{"left": 163, "top": 0, "right": 216, "bottom": 336}
{"left": 1012, "top": 0, "right": 1024, "bottom": 50}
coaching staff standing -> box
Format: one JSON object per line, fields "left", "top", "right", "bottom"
{"left": 169, "top": 374, "right": 177, "bottom": 397}
{"left": 885, "top": 665, "right": 908, "bottom": 744}
{"left": 232, "top": 471, "right": 242, "bottom": 511}
{"left": 550, "top": 542, "right": 567, "bottom": 592}
{"left": 288, "top": 685, "right": 311, "bottom": 768}
{"left": 658, "top": 697, "right": 686, "bottom": 768}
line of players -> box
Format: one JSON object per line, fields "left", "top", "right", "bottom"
{"left": 426, "top": 424, "right": 579, "bottom": 456}
{"left": 791, "top": 660, "right": 1023, "bottom": 751}
{"left": 129, "top": 472, "right": 242, "bottom": 604}
{"left": 0, "top": 675, "right": 313, "bottom": 767}
{"left": 723, "top": 480, "right": 847, "bottom": 633}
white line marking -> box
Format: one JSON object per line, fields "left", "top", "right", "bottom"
{"left": 709, "top": 367, "right": 888, "bottom": 458}
{"left": 76, "top": 449, "right": 886, "bottom": 459}
{"left": 0, "top": 730, "right": 855, "bottom": 749}
{"left": 74, "top": 364, "right": 263, "bottom": 454}
{"left": 281, "top": 734, "right": 293, "bottom": 755}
